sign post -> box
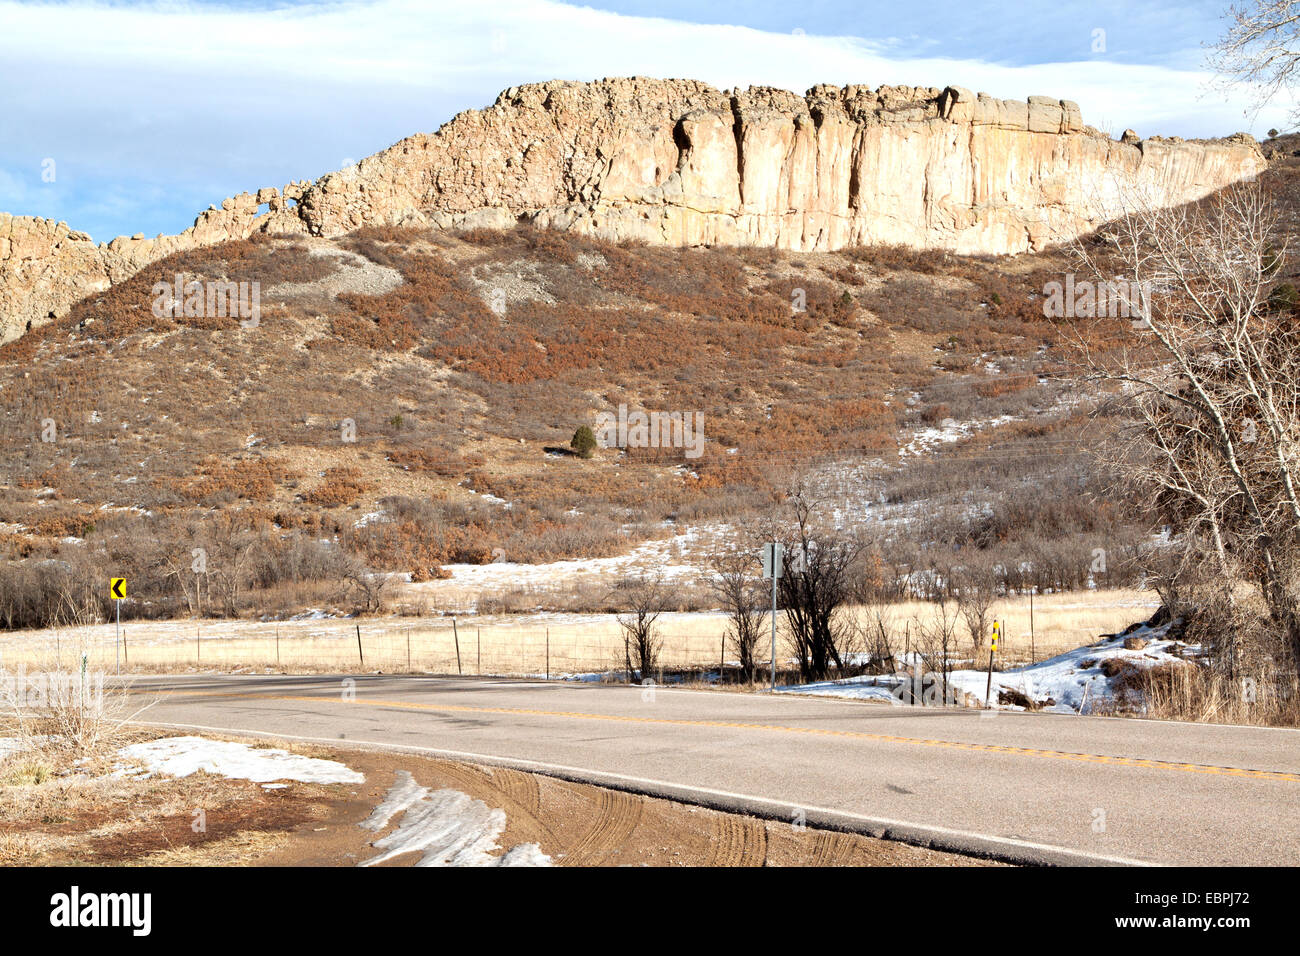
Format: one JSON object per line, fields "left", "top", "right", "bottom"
{"left": 985, "top": 620, "right": 1000, "bottom": 708}
{"left": 110, "top": 578, "right": 126, "bottom": 674}
{"left": 761, "top": 542, "right": 783, "bottom": 692}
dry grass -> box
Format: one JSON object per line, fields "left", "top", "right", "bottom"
{"left": 1104, "top": 659, "right": 1300, "bottom": 727}
{"left": 850, "top": 589, "right": 1160, "bottom": 668}
{"left": 0, "top": 722, "right": 347, "bottom": 865}
{"left": 0, "top": 588, "right": 1154, "bottom": 678}
{"left": 0, "top": 627, "right": 152, "bottom": 774}
{"left": 128, "top": 829, "right": 291, "bottom": 866}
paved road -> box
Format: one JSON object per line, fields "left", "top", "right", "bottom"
{"left": 127, "top": 674, "right": 1300, "bottom": 866}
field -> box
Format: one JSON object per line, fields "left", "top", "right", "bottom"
{"left": 0, "top": 588, "right": 1156, "bottom": 679}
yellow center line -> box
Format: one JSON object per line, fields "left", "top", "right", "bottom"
{"left": 138, "top": 689, "right": 1300, "bottom": 783}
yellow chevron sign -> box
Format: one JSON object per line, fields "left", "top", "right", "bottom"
{"left": 110, "top": 578, "right": 126, "bottom": 600}
{"left": 991, "top": 621, "right": 1000, "bottom": 651}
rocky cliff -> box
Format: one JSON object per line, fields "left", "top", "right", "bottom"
{"left": 0, "top": 77, "right": 1266, "bottom": 343}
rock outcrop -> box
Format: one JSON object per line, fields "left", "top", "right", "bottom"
{"left": 0, "top": 77, "right": 1266, "bottom": 343}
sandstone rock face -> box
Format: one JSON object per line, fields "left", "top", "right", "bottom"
{"left": 0, "top": 77, "right": 1265, "bottom": 343}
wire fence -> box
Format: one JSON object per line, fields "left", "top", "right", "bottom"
{"left": 0, "top": 595, "right": 1144, "bottom": 682}
{"left": 4, "top": 622, "right": 751, "bottom": 682}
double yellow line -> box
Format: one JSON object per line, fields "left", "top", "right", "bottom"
{"left": 142, "top": 689, "right": 1300, "bottom": 784}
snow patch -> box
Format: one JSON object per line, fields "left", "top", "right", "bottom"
{"left": 116, "top": 736, "right": 364, "bottom": 784}
{"left": 360, "top": 770, "right": 551, "bottom": 867}
{"left": 782, "top": 618, "right": 1192, "bottom": 714}
{"left": 900, "top": 415, "right": 1018, "bottom": 457}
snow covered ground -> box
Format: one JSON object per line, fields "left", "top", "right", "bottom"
{"left": 360, "top": 770, "right": 550, "bottom": 867}
{"left": 116, "top": 736, "right": 365, "bottom": 784}
{"left": 899, "top": 415, "right": 1020, "bottom": 458}
{"left": 418, "top": 522, "right": 719, "bottom": 602}
{"left": 781, "top": 617, "right": 1195, "bottom": 714}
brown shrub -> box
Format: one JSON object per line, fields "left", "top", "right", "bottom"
{"left": 165, "top": 457, "right": 294, "bottom": 504}
{"left": 301, "top": 467, "right": 372, "bottom": 506}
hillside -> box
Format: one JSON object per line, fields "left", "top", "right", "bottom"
{"left": 5, "top": 111, "right": 1298, "bottom": 630}
{"left": 0, "top": 219, "right": 1147, "bottom": 625}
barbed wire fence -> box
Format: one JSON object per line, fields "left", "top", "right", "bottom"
{"left": 0, "top": 599, "right": 1100, "bottom": 687}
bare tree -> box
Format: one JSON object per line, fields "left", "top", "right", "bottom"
{"left": 953, "top": 555, "right": 999, "bottom": 655}
{"left": 342, "top": 555, "right": 394, "bottom": 614}
{"left": 918, "top": 594, "right": 962, "bottom": 707}
{"left": 774, "top": 485, "right": 861, "bottom": 683}
{"left": 1068, "top": 183, "right": 1300, "bottom": 679}
{"left": 1208, "top": 2, "right": 1300, "bottom": 128}
{"left": 708, "top": 547, "right": 768, "bottom": 683}
{"left": 616, "top": 574, "right": 669, "bottom": 681}
{"left": 857, "top": 602, "right": 897, "bottom": 674}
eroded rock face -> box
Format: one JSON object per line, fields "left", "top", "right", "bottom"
{"left": 0, "top": 77, "right": 1265, "bottom": 343}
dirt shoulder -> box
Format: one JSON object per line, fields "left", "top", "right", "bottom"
{"left": 259, "top": 745, "right": 1000, "bottom": 867}
{"left": 1, "top": 729, "right": 997, "bottom": 867}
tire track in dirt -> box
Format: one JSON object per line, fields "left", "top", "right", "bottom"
{"left": 430, "top": 761, "right": 559, "bottom": 850}
{"left": 811, "top": 829, "right": 846, "bottom": 866}
{"left": 490, "top": 766, "right": 541, "bottom": 816}
{"left": 563, "top": 787, "right": 643, "bottom": 866}
{"left": 706, "top": 813, "right": 767, "bottom": 866}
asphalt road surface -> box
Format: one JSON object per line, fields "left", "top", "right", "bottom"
{"left": 128, "top": 674, "right": 1300, "bottom": 866}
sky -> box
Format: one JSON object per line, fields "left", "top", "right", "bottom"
{"left": 0, "top": 0, "right": 1292, "bottom": 242}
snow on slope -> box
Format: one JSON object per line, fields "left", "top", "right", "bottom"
{"left": 360, "top": 770, "right": 551, "bottom": 867}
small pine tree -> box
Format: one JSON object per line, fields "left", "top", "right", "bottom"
{"left": 571, "top": 425, "right": 598, "bottom": 459}
{"left": 1268, "top": 282, "right": 1299, "bottom": 313}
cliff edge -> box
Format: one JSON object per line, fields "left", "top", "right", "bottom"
{"left": 0, "top": 77, "right": 1266, "bottom": 343}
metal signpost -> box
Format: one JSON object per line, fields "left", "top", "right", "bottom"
{"left": 761, "top": 542, "right": 783, "bottom": 691}
{"left": 985, "top": 620, "right": 1000, "bottom": 708}
{"left": 110, "top": 577, "right": 126, "bottom": 674}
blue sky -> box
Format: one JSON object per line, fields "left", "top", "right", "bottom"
{"left": 565, "top": 0, "right": 1225, "bottom": 68}
{"left": 0, "top": 0, "right": 1288, "bottom": 242}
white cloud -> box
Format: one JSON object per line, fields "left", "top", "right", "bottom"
{"left": 0, "top": 0, "right": 1290, "bottom": 238}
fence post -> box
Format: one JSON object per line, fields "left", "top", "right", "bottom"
{"left": 452, "top": 618, "right": 463, "bottom": 675}
{"left": 546, "top": 628, "right": 550, "bottom": 681}
{"left": 275, "top": 627, "right": 280, "bottom": 666}
{"left": 477, "top": 627, "right": 481, "bottom": 675}
{"left": 356, "top": 624, "right": 364, "bottom": 666}
{"left": 406, "top": 626, "right": 411, "bottom": 672}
